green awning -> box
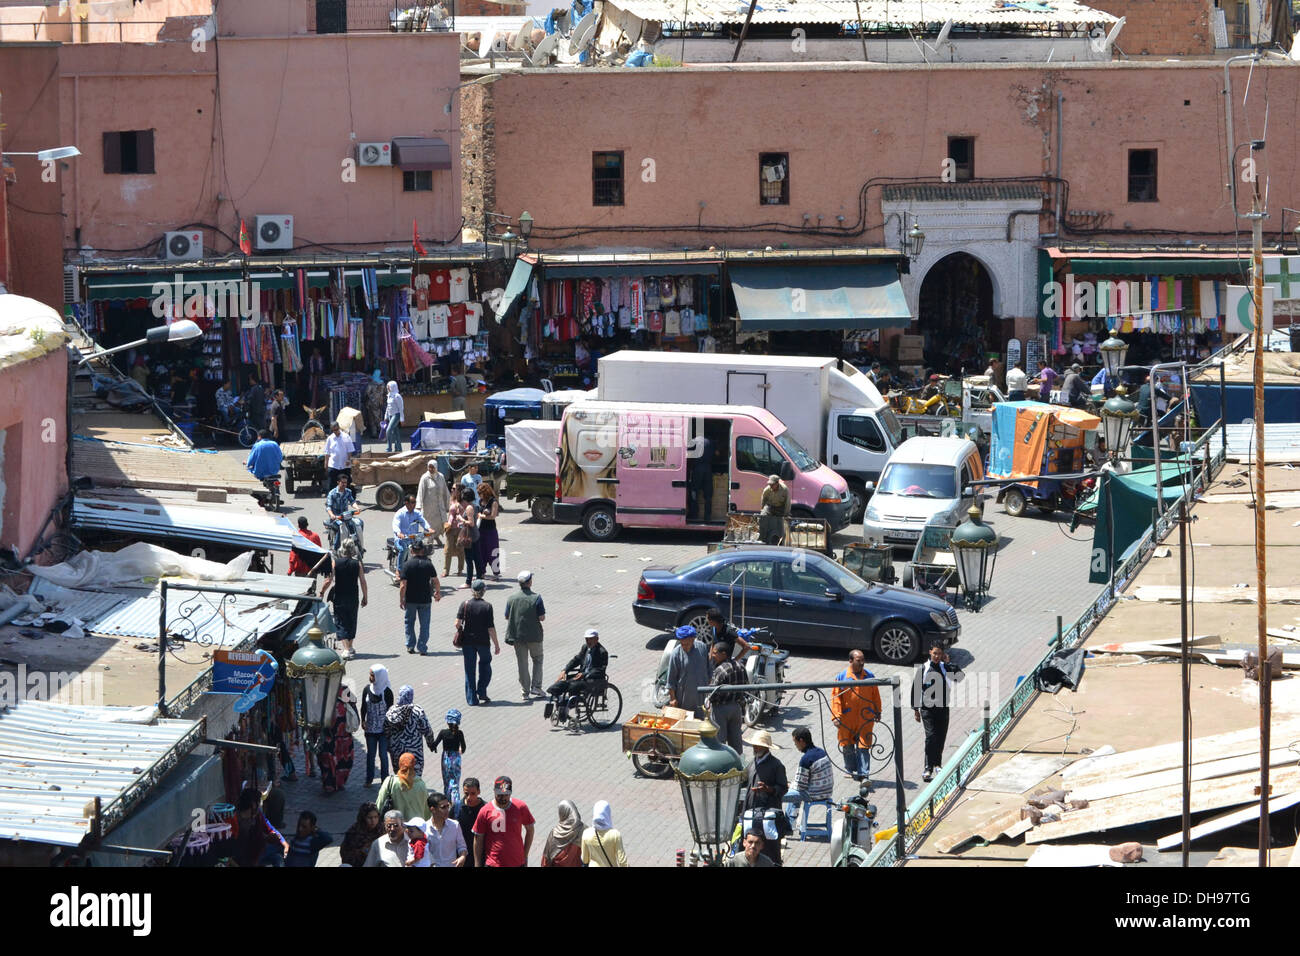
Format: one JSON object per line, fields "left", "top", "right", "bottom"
{"left": 86, "top": 269, "right": 244, "bottom": 301}
{"left": 1068, "top": 258, "right": 1248, "bottom": 277}
{"left": 542, "top": 262, "right": 720, "bottom": 279}
{"left": 729, "top": 262, "right": 911, "bottom": 330}
{"left": 495, "top": 257, "right": 534, "bottom": 318}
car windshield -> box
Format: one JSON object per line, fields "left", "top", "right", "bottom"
{"left": 877, "top": 462, "right": 957, "bottom": 499}
{"left": 775, "top": 431, "right": 819, "bottom": 472}
{"left": 877, "top": 406, "right": 904, "bottom": 447}
{"left": 807, "top": 553, "right": 867, "bottom": 594}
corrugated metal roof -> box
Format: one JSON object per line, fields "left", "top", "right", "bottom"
{"left": 72, "top": 498, "right": 328, "bottom": 555}
{"left": 1225, "top": 422, "right": 1300, "bottom": 462}
{"left": 23, "top": 579, "right": 130, "bottom": 623}
{"left": 883, "top": 183, "right": 1045, "bottom": 202}
{"left": 605, "top": 0, "right": 1116, "bottom": 26}
{"left": 86, "top": 573, "right": 316, "bottom": 646}
{"left": 0, "top": 701, "right": 202, "bottom": 847}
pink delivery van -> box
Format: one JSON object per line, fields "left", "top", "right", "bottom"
{"left": 552, "top": 400, "right": 852, "bottom": 541}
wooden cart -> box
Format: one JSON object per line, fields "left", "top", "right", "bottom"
{"left": 711, "top": 512, "right": 834, "bottom": 556}
{"left": 622, "top": 708, "right": 711, "bottom": 779}
{"left": 353, "top": 449, "right": 504, "bottom": 511}
{"left": 280, "top": 439, "right": 327, "bottom": 496}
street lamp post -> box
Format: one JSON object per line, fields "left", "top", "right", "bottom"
{"left": 3, "top": 146, "right": 81, "bottom": 163}
{"left": 76, "top": 318, "right": 202, "bottom": 366}
{"left": 1099, "top": 385, "right": 1139, "bottom": 465}
{"left": 901, "top": 218, "right": 926, "bottom": 259}
{"left": 950, "top": 505, "right": 998, "bottom": 611}
{"left": 499, "top": 229, "right": 519, "bottom": 260}
{"left": 1098, "top": 335, "right": 1128, "bottom": 379}
{"left": 673, "top": 721, "right": 746, "bottom": 865}
{"left": 518, "top": 211, "right": 534, "bottom": 248}
{"left": 285, "top": 626, "right": 345, "bottom": 747}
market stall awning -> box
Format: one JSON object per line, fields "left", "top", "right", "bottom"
{"left": 495, "top": 257, "right": 535, "bottom": 318}
{"left": 1054, "top": 256, "right": 1248, "bottom": 276}
{"left": 729, "top": 262, "right": 911, "bottom": 330}
{"left": 85, "top": 269, "right": 243, "bottom": 302}
{"left": 392, "top": 136, "right": 452, "bottom": 171}
{"left": 541, "top": 261, "right": 721, "bottom": 279}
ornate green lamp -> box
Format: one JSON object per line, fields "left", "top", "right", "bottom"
{"left": 674, "top": 721, "right": 746, "bottom": 865}
{"left": 950, "top": 505, "right": 999, "bottom": 611}
{"left": 285, "top": 626, "right": 344, "bottom": 745}
{"left": 1100, "top": 385, "right": 1140, "bottom": 462}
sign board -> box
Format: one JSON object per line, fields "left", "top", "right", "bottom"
{"left": 1260, "top": 256, "right": 1300, "bottom": 301}
{"left": 211, "top": 648, "right": 278, "bottom": 697}
{"left": 1225, "top": 285, "right": 1275, "bottom": 334}
{"left": 1006, "top": 337, "right": 1022, "bottom": 370}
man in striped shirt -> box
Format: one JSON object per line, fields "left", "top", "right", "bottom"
{"left": 790, "top": 726, "right": 834, "bottom": 811}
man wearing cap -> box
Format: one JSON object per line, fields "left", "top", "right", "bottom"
{"left": 472, "top": 775, "right": 536, "bottom": 867}
{"left": 545, "top": 628, "right": 609, "bottom": 719}
{"left": 417, "top": 458, "right": 451, "bottom": 546}
{"left": 1059, "top": 363, "right": 1089, "bottom": 409}
{"left": 742, "top": 728, "right": 788, "bottom": 864}
{"left": 665, "top": 625, "right": 711, "bottom": 718}
{"left": 759, "top": 474, "right": 790, "bottom": 545}
{"left": 399, "top": 539, "right": 442, "bottom": 655}
{"left": 504, "top": 570, "right": 547, "bottom": 699}
{"left": 457, "top": 579, "right": 500, "bottom": 706}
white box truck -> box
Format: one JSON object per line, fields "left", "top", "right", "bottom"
{"left": 595, "top": 351, "right": 905, "bottom": 520}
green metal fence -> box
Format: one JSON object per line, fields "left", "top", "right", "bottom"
{"left": 867, "top": 420, "right": 1226, "bottom": 867}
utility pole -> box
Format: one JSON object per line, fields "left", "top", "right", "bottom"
{"left": 1246, "top": 159, "right": 1270, "bottom": 868}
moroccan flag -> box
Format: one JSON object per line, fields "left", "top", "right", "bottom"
{"left": 238, "top": 219, "right": 252, "bottom": 255}
{"left": 413, "top": 219, "right": 428, "bottom": 257}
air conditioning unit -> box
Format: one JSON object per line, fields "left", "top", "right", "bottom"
{"left": 357, "top": 142, "right": 392, "bottom": 167}
{"left": 255, "top": 214, "right": 294, "bottom": 251}
{"left": 63, "top": 265, "right": 81, "bottom": 305}
{"left": 164, "top": 230, "right": 203, "bottom": 261}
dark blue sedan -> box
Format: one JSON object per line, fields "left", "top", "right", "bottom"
{"left": 633, "top": 547, "right": 960, "bottom": 665}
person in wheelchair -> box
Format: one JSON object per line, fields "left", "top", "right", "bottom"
{"left": 325, "top": 473, "right": 360, "bottom": 549}
{"left": 544, "top": 629, "right": 608, "bottom": 722}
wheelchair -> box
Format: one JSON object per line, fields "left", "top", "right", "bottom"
{"left": 547, "top": 678, "right": 623, "bottom": 731}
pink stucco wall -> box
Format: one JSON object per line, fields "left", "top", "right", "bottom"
{"left": 0, "top": 346, "right": 69, "bottom": 559}
{"left": 47, "top": 29, "right": 461, "bottom": 259}
{"left": 484, "top": 62, "right": 1299, "bottom": 250}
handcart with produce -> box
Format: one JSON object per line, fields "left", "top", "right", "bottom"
{"left": 622, "top": 707, "right": 714, "bottom": 779}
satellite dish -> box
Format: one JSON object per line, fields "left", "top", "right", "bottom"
{"left": 1102, "top": 16, "right": 1125, "bottom": 52}
{"left": 492, "top": 34, "right": 511, "bottom": 53}
{"left": 512, "top": 27, "right": 531, "bottom": 50}
{"left": 568, "top": 11, "right": 597, "bottom": 55}
{"left": 935, "top": 18, "right": 953, "bottom": 47}
{"left": 530, "top": 33, "right": 559, "bottom": 67}
{"left": 1291, "top": 31, "right": 1300, "bottom": 60}
{"left": 478, "top": 28, "right": 497, "bottom": 56}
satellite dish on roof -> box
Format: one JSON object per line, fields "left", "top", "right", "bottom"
{"left": 530, "top": 32, "right": 559, "bottom": 66}
{"left": 568, "top": 12, "right": 597, "bottom": 55}
{"left": 1102, "top": 16, "right": 1126, "bottom": 52}
{"left": 512, "top": 26, "right": 531, "bottom": 50}
{"left": 935, "top": 18, "right": 953, "bottom": 46}
{"left": 915, "top": 19, "right": 955, "bottom": 61}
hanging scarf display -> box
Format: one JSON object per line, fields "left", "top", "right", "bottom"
{"left": 397, "top": 319, "right": 434, "bottom": 377}
{"left": 280, "top": 316, "right": 303, "bottom": 373}
{"left": 361, "top": 269, "right": 379, "bottom": 312}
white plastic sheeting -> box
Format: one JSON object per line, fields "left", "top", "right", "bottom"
{"left": 27, "top": 542, "right": 253, "bottom": 590}
{"left": 505, "top": 420, "right": 561, "bottom": 475}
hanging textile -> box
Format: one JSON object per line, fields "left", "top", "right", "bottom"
{"left": 280, "top": 317, "right": 303, "bottom": 373}
{"left": 397, "top": 320, "right": 434, "bottom": 377}
{"left": 361, "top": 269, "right": 379, "bottom": 312}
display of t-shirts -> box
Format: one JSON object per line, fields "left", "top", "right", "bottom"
{"left": 664, "top": 309, "right": 681, "bottom": 336}
{"left": 448, "top": 303, "right": 467, "bottom": 338}
{"left": 430, "top": 304, "right": 451, "bottom": 339}
{"left": 600, "top": 280, "right": 614, "bottom": 315}
{"left": 617, "top": 306, "right": 632, "bottom": 329}
{"left": 699, "top": 335, "right": 718, "bottom": 352}
{"left": 449, "top": 268, "right": 470, "bottom": 304}
{"left": 464, "top": 302, "right": 482, "bottom": 336}
{"left": 410, "top": 309, "right": 431, "bottom": 341}
{"left": 644, "top": 280, "right": 660, "bottom": 311}
{"left": 680, "top": 308, "right": 695, "bottom": 333}
{"left": 677, "top": 279, "right": 694, "bottom": 308}
{"left": 659, "top": 277, "right": 676, "bottom": 307}
{"left": 429, "top": 270, "right": 451, "bottom": 303}
{"left": 647, "top": 311, "right": 663, "bottom": 333}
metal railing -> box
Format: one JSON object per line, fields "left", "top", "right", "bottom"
{"left": 867, "top": 418, "right": 1226, "bottom": 866}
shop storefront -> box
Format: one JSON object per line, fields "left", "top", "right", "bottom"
{"left": 492, "top": 248, "right": 910, "bottom": 381}
{"left": 1040, "top": 248, "right": 1247, "bottom": 374}
{"left": 73, "top": 255, "right": 496, "bottom": 434}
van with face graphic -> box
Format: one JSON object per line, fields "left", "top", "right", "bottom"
{"left": 553, "top": 400, "right": 852, "bottom": 542}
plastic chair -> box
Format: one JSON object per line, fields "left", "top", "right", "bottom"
{"left": 799, "top": 799, "right": 835, "bottom": 842}
{"left": 781, "top": 792, "right": 801, "bottom": 833}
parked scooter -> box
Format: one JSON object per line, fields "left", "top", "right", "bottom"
{"left": 829, "top": 781, "right": 878, "bottom": 867}
{"left": 740, "top": 629, "right": 789, "bottom": 726}
{"left": 259, "top": 474, "right": 283, "bottom": 512}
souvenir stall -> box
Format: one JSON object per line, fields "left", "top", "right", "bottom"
{"left": 399, "top": 266, "right": 491, "bottom": 420}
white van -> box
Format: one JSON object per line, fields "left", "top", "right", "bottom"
{"left": 862, "top": 437, "right": 985, "bottom": 553}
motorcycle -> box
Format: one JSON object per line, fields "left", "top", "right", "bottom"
{"left": 386, "top": 528, "right": 442, "bottom": 581}
{"left": 829, "top": 780, "right": 879, "bottom": 867}
{"left": 740, "top": 629, "right": 789, "bottom": 726}
{"left": 327, "top": 506, "right": 366, "bottom": 559}
{"left": 258, "top": 474, "right": 283, "bottom": 512}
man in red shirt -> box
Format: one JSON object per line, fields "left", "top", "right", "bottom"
{"left": 472, "top": 775, "right": 535, "bottom": 867}
{"left": 288, "top": 517, "right": 323, "bottom": 577}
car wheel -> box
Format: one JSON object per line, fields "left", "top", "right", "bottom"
{"left": 847, "top": 483, "right": 868, "bottom": 524}
{"left": 1003, "top": 487, "right": 1027, "bottom": 518}
{"left": 900, "top": 563, "right": 914, "bottom": 588}
{"left": 678, "top": 607, "right": 714, "bottom": 638}
{"left": 529, "top": 497, "right": 555, "bottom": 523}
{"left": 873, "top": 620, "right": 923, "bottom": 665}
{"left": 582, "top": 504, "right": 619, "bottom": 542}
{"left": 283, "top": 473, "right": 296, "bottom": 496}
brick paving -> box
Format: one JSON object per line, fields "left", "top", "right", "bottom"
{"left": 247, "top": 447, "right": 1103, "bottom": 866}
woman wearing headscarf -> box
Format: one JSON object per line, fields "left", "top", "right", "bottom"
{"left": 339, "top": 802, "right": 382, "bottom": 867}
{"left": 361, "top": 664, "right": 394, "bottom": 787}
{"left": 541, "top": 800, "right": 584, "bottom": 867}
{"left": 383, "top": 685, "right": 438, "bottom": 776}
{"left": 384, "top": 381, "right": 405, "bottom": 453}
{"left": 317, "top": 683, "right": 359, "bottom": 795}
{"left": 580, "top": 800, "right": 628, "bottom": 867}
